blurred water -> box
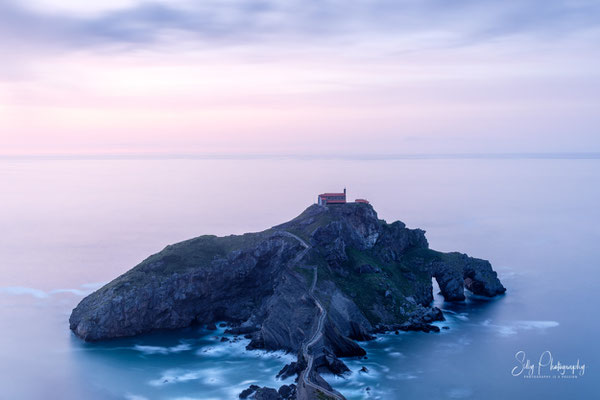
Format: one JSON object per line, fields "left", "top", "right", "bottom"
{"left": 0, "top": 158, "right": 598, "bottom": 399}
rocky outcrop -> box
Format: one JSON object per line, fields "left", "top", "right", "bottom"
{"left": 70, "top": 202, "right": 505, "bottom": 399}
{"left": 239, "top": 384, "right": 297, "bottom": 400}
{"left": 69, "top": 233, "right": 307, "bottom": 341}
{"left": 429, "top": 252, "right": 506, "bottom": 301}
{"left": 277, "top": 359, "right": 306, "bottom": 380}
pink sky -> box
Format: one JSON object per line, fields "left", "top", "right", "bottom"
{"left": 1, "top": 0, "right": 599, "bottom": 156}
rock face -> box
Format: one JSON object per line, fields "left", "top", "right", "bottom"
{"left": 70, "top": 231, "right": 308, "bottom": 341}
{"left": 70, "top": 203, "right": 505, "bottom": 397}
{"left": 429, "top": 252, "right": 505, "bottom": 301}
{"left": 239, "top": 384, "right": 297, "bottom": 400}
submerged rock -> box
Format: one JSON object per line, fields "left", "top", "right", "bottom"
{"left": 239, "top": 385, "right": 260, "bottom": 399}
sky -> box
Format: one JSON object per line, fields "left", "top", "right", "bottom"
{"left": 1, "top": 0, "right": 599, "bottom": 156}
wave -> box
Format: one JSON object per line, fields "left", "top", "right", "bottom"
{"left": 171, "top": 397, "right": 222, "bottom": 400}
{"left": 388, "top": 351, "right": 405, "bottom": 358}
{"left": 441, "top": 309, "right": 469, "bottom": 321}
{"left": 0, "top": 286, "right": 48, "bottom": 298}
{"left": 482, "top": 319, "right": 559, "bottom": 337}
{"left": 195, "top": 336, "right": 294, "bottom": 364}
{"left": 0, "top": 282, "right": 106, "bottom": 299}
{"left": 124, "top": 394, "right": 148, "bottom": 400}
{"left": 149, "top": 367, "right": 224, "bottom": 387}
{"left": 448, "top": 387, "right": 474, "bottom": 399}
{"left": 133, "top": 343, "right": 192, "bottom": 355}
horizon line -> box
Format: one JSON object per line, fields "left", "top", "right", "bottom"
{"left": 1, "top": 152, "right": 600, "bottom": 161}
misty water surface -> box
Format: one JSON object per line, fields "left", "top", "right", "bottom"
{"left": 0, "top": 157, "right": 598, "bottom": 399}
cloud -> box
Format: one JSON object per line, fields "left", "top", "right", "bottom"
{"left": 1, "top": 1, "right": 599, "bottom": 155}
{"left": 1, "top": 0, "right": 599, "bottom": 52}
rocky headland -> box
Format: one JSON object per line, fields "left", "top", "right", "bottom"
{"left": 70, "top": 203, "right": 505, "bottom": 399}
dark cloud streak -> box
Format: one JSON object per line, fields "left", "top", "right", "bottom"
{"left": 1, "top": 0, "right": 599, "bottom": 52}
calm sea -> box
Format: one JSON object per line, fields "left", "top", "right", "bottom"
{"left": 0, "top": 157, "right": 598, "bottom": 399}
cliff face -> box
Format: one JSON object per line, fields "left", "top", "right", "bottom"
{"left": 70, "top": 203, "right": 505, "bottom": 343}
{"left": 70, "top": 232, "right": 308, "bottom": 341}
{"left": 70, "top": 203, "right": 505, "bottom": 382}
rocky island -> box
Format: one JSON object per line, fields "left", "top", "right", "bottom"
{"left": 70, "top": 203, "right": 505, "bottom": 400}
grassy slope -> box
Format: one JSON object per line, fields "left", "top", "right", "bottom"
{"left": 401, "top": 247, "right": 468, "bottom": 273}
{"left": 98, "top": 230, "right": 277, "bottom": 295}
{"left": 314, "top": 246, "right": 433, "bottom": 325}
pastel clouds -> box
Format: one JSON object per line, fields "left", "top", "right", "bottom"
{"left": 1, "top": 0, "right": 599, "bottom": 156}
